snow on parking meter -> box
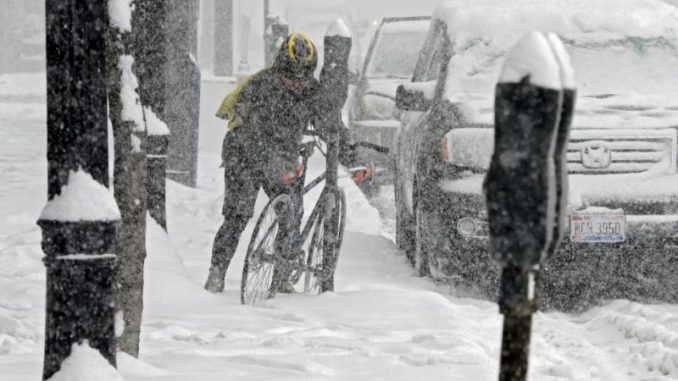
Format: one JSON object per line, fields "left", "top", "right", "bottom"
{"left": 485, "top": 31, "right": 563, "bottom": 271}
{"left": 484, "top": 31, "right": 575, "bottom": 381}
{"left": 320, "top": 19, "right": 352, "bottom": 112}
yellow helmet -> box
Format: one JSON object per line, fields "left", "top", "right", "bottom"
{"left": 276, "top": 32, "right": 317, "bottom": 77}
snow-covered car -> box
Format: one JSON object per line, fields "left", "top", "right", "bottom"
{"left": 394, "top": 0, "right": 678, "bottom": 310}
{"left": 348, "top": 16, "right": 430, "bottom": 195}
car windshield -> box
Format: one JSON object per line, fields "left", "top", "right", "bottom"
{"left": 445, "top": 37, "right": 678, "bottom": 100}
{"left": 365, "top": 29, "right": 427, "bottom": 79}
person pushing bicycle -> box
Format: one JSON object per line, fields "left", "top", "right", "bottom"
{"left": 205, "top": 32, "right": 356, "bottom": 293}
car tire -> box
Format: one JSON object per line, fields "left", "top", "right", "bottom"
{"left": 394, "top": 169, "right": 416, "bottom": 266}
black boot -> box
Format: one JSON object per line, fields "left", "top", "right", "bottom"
{"left": 204, "top": 262, "right": 229, "bottom": 293}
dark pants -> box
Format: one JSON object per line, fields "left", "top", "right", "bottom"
{"left": 210, "top": 158, "right": 302, "bottom": 271}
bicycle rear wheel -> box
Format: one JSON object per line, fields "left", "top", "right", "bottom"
{"left": 304, "top": 188, "right": 346, "bottom": 293}
{"left": 241, "top": 194, "right": 293, "bottom": 305}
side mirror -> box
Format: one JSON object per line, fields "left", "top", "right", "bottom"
{"left": 395, "top": 82, "right": 434, "bottom": 112}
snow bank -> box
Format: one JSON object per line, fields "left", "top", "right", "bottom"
{"left": 47, "top": 341, "right": 123, "bottom": 381}
{"left": 144, "top": 107, "right": 170, "bottom": 136}
{"left": 40, "top": 169, "right": 120, "bottom": 222}
{"left": 108, "top": 0, "right": 133, "bottom": 33}
{"left": 118, "top": 55, "right": 144, "bottom": 133}
{"left": 498, "top": 31, "right": 561, "bottom": 89}
{"left": 144, "top": 217, "right": 212, "bottom": 307}
{"left": 0, "top": 73, "right": 45, "bottom": 99}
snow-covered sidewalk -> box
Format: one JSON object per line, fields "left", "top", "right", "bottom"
{"left": 1, "top": 73, "right": 678, "bottom": 380}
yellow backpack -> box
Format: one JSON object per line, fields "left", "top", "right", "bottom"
{"left": 215, "top": 71, "right": 259, "bottom": 131}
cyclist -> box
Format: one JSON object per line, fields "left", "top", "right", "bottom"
{"left": 205, "top": 32, "right": 355, "bottom": 293}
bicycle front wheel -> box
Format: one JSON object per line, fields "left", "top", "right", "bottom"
{"left": 241, "top": 194, "right": 293, "bottom": 305}
{"left": 304, "top": 188, "right": 346, "bottom": 293}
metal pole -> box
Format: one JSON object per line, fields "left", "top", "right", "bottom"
{"left": 318, "top": 20, "right": 352, "bottom": 292}
{"left": 165, "top": 0, "right": 201, "bottom": 188}
{"left": 497, "top": 268, "right": 539, "bottom": 381}
{"left": 41, "top": 1, "right": 118, "bottom": 378}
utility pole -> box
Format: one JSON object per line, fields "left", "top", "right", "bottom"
{"left": 215, "top": 0, "right": 234, "bottom": 76}
{"left": 165, "top": 0, "right": 201, "bottom": 188}
{"left": 41, "top": 1, "right": 119, "bottom": 379}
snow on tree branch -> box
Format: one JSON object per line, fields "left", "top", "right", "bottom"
{"left": 108, "top": 0, "right": 133, "bottom": 32}
{"left": 47, "top": 341, "right": 124, "bottom": 381}
{"left": 118, "top": 55, "right": 144, "bottom": 132}
{"left": 145, "top": 107, "right": 170, "bottom": 136}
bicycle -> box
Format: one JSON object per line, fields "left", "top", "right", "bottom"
{"left": 240, "top": 129, "right": 389, "bottom": 305}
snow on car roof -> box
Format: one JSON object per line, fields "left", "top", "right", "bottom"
{"left": 433, "top": 0, "right": 678, "bottom": 46}
{"left": 433, "top": 0, "right": 678, "bottom": 128}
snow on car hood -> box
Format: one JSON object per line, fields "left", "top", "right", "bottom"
{"left": 450, "top": 92, "right": 678, "bottom": 129}
{"left": 440, "top": 172, "right": 678, "bottom": 208}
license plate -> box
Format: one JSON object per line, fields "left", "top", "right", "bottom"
{"left": 570, "top": 211, "right": 626, "bottom": 243}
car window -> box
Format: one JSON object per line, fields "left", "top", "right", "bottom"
{"left": 425, "top": 35, "right": 447, "bottom": 81}
{"left": 365, "top": 30, "right": 428, "bottom": 79}
{"left": 412, "top": 21, "right": 445, "bottom": 82}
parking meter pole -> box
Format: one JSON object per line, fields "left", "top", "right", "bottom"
{"left": 484, "top": 31, "right": 573, "bottom": 381}
{"left": 498, "top": 268, "right": 540, "bottom": 381}
{"left": 318, "top": 20, "right": 352, "bottom": 292}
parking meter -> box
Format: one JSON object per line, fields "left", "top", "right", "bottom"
{"left": 320, "top": 19, "right": 352, "bottom": 112}
{"left": 483, "top": 31, "right": 575, "bottom": 381}
{"left": 315, "top": 19, "right": 352, "bottom": 292}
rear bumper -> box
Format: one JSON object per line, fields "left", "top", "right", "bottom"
{"left": 418, "top": 183, "right": 678, "bottom": 308}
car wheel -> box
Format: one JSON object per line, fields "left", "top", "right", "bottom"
{"left": 414, "top": 204, "right": 432, "bottom": 277}
{"left": 394, "top": 169, "right": 416, "bottom": 266}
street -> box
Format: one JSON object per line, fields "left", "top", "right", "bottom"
{"left": 1, "top": 73, "right": 678, "bottom": 380}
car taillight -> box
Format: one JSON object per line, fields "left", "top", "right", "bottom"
{"left": 441, "top": 137, "right": 449, "bottom": 161}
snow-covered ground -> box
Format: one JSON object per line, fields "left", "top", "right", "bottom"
{"left": 2, "top": 73, "right": 678, "bottom": 380}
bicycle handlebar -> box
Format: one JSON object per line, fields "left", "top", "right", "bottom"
{"left": 301, "top": 130, "right": 390, "bottom": 155}
{"left": 351, "top": 141, "right": 390, "bottom": 155}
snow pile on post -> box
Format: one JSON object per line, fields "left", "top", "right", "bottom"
{"left": 108, "top": 0, "right": 133, "bottom": 33}
{"left": 498, "top": 31, "right": 561, "bottom": 90}
{"left": 325, "top": 18, "right": 351, "bottom": 38}
{"left": 47, "top": 341, "right": 124, "bottom": 381}
{"left": 40, "top": 169, "right": 121, "bottom": 221}
{"left": 144, "top": 107, "right": 170, "bottom": 136}
{"left": 118, "top": 55, "right": 144, "bottom": 131}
